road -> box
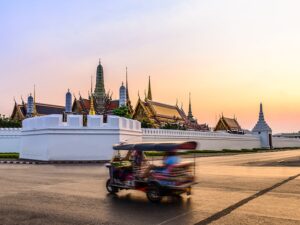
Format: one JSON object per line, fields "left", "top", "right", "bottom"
{"left": 0, "top": 150, "right": 300, "bottom": 225}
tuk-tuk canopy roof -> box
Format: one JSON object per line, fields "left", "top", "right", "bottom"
{"left": 113, "top": 141, "right": 197, "bottom": 151}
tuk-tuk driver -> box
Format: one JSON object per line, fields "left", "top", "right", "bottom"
{"left": 142, "top": 150, "right": 180, "bottom": 178}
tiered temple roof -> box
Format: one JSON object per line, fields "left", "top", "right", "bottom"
{"left": 132, "top": 77, "right": 209, "bottom": 130}
{"left": 11, "top": 102, "right": 64, "bottom": 121}
{"left": 214, "top": 115, "right": 244, "bottom": 134}
{"left": 133, "top": 98, "right": 186, "bottom": 127}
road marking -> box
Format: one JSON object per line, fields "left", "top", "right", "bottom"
{"left": 194, "top": 173, "right": 300, "bottom": 225}
{"left": 156, "top": 210, "right": 196, "bottom": 225}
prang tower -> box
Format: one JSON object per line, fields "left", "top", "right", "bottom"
{"left": 94, "top": 60, "right": 106, "bottom": 113}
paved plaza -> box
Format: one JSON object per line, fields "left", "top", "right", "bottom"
{"left": 0, "top": 150, "right": 300, "bottom": 225}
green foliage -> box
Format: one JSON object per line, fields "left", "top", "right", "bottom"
{"left": 141, "top": 118, "right": 155, "bottom": 128}
{"left": 160, "top": 123, "right": 186, "bottom": 130}
{"left": 113, "top": 106, "right": 132, "bottom": 119}
{"left": 0, "top": 153, "right": 19, "bottom": 159}
{"left": 273, "top": 147, "right": 300, "bottom": 150}
{"left": 0, "top": 115, "right": 21, "bottom": 128}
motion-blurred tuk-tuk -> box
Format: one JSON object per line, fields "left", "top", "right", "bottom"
{"left": 106, "top": 141, "right": 198, "bottom": 202}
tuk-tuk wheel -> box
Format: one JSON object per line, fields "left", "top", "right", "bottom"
{"left": 146, "top": 184, "right": 162, "bottom": 203}
{"left": 106, "top": 179, "right": 118, "bottom": 194}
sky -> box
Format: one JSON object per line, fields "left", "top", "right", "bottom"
{"left": 1, "top": 0, "right": 300, "bottom": 133}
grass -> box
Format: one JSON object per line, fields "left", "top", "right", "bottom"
{"left": 0, "top": 153, "right": 19, "bottom": 159}
{"left": 144, "top": 147, "right": 300, "bottom": 157}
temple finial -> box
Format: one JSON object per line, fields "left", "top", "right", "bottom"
{"left": 126, "top": 67, "right": 129, "bottom": 99}
{"left": 147, "top": 76, "right": 152, "bottom": 100}
{"left": 89, "top": 92, "right": 96, "bottom": 115}
{"left": 187, "top": 92, "right": 193, "bottom": 120}
{"left": 91, "top": 75, "right": 93, "bottom": 95}
{"left": 144, "top": 89, "right": 147, "bottom": 101}
{"left": 33, "top": 84, "right": 37, "bottom": 116}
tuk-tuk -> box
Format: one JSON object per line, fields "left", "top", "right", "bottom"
{"left": 106, "top": 141, "right": 198, "bottom": 202}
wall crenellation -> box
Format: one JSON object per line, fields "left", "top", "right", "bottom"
{"left": 22, "top": 114, "right": 142, "bottom": 131}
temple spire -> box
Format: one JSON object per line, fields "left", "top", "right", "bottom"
{"left": 126, "top": 67, "right": 129, "bottom": 100}
{"left": 252, "top": 102, "right": 272, "bottom": 133}
{"left": 147, "top": 76, "right": 152, "bottom": 100}
{"left": 259, "top": 102, "right": 265, "bottom": 121}
{"left": 65, "top": 89, "right": 72, "bottom": 113}
{"left": 125, "top": 67, "right": 133, "bottom": 112}
{"left": 89, "top": 92, "right": 96, "bottom": 115}
{"left": 188, "top": 93, "right": 193, "bottom": 118}
{"left": 94, "top": 60, "right": 105, "bottom": 114}
{"left": 90, "top": 75, "right": 93, "bottom": 95}
{"left": 21, "top": 96, "right": 25, "bottom": 106}
{"left": 33, "top": 85, "right": 37, "bottom": 116}
{"left": 187, "top": 93, "right": 196, "bottom": 123}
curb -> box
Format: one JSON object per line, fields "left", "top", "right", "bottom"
{"left": 0, "top": 160, "right": 37, "bottom": 164}
{"left": 0, "top": 160, "right": 108, "bottom": 165}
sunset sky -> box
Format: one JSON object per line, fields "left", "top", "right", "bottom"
{"left": 1, "top": 0, "right": 300, "bottom": 133}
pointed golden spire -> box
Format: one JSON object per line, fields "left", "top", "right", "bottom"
{"left": 144, "top": 89, "right": 147, "bottom": 101}
{"left": 89, "top": 92, "right": 96, "bottom": 115}
{"left": 33, "top": 84, "right": 37, "bottom": 116}
{"left": 90, "top": 75, "right": 94, "bottom": 96}
{"left": 147, "top": 76, "right": 152, "bottom": 100}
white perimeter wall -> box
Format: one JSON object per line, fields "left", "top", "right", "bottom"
{"left": 0, "top": 128, "right": 22, "bottom": 153}
{"left": 142, "top": 129, "right": 261, "bottom": 150}
{"left": 20, "top": 115, "right": 142, "bottom": 161}
{"left": 273, "top": 137, "right": 300, "bottom": 148}
{"left": 1, "top": 118, "right": 300, "bottom": 160}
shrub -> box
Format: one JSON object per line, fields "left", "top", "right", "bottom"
{"left": 0, "top": 153, "right": 19, "bottom": 159}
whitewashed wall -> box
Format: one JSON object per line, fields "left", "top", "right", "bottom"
{"left": 20, "top": 115, "right": 142, "bottom": 161}
{"left": 273, "top": 137, "right": 300, "bottom": 148}
{"left": 1, "top": 117, "right": 300, "bottom": 160}
{"left": 0, "top": 128, "right": 22, "bottom": 153}
{"left": 143, "top": 129, "right": 262, "bottom": 150}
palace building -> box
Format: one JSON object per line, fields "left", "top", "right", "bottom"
{"left": 10, "top": 60, "right": 208, "bottom": 132}
{"left": 132, "top": 77, "right": 209, "bottom": 131}
{"left": 10, "top": 87, "right": 65, "bottom": 121}
{"left": 10, "top": 61, "right": 132, "bottom": 121}
{"left": 214, "top": 115, "right": 244, "bottom": 134}
{"left": 71, "top": 61, "right": 132, "bottom": 116}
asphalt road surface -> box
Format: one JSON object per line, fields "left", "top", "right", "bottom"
{"left": 0, "top": 150, "right": 300, "bottom": 225}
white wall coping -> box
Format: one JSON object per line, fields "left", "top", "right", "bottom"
{"left": 22, "top": 114, "right": 141, "bottom": 132}
{"left": 142, "top": 128, "right": 260, "bottom": 138}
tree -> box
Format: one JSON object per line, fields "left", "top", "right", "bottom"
{"left": 112, "top": 106, "right": 132, "bottom": 119}
{"left": 141, "top": 118, "right": 155, "bottom": 128}
{"left": 0, "top": 115, "right": 21, "bottom": 128}
{"left": 160, "top": 122, "right": 186, "bottom": 130}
